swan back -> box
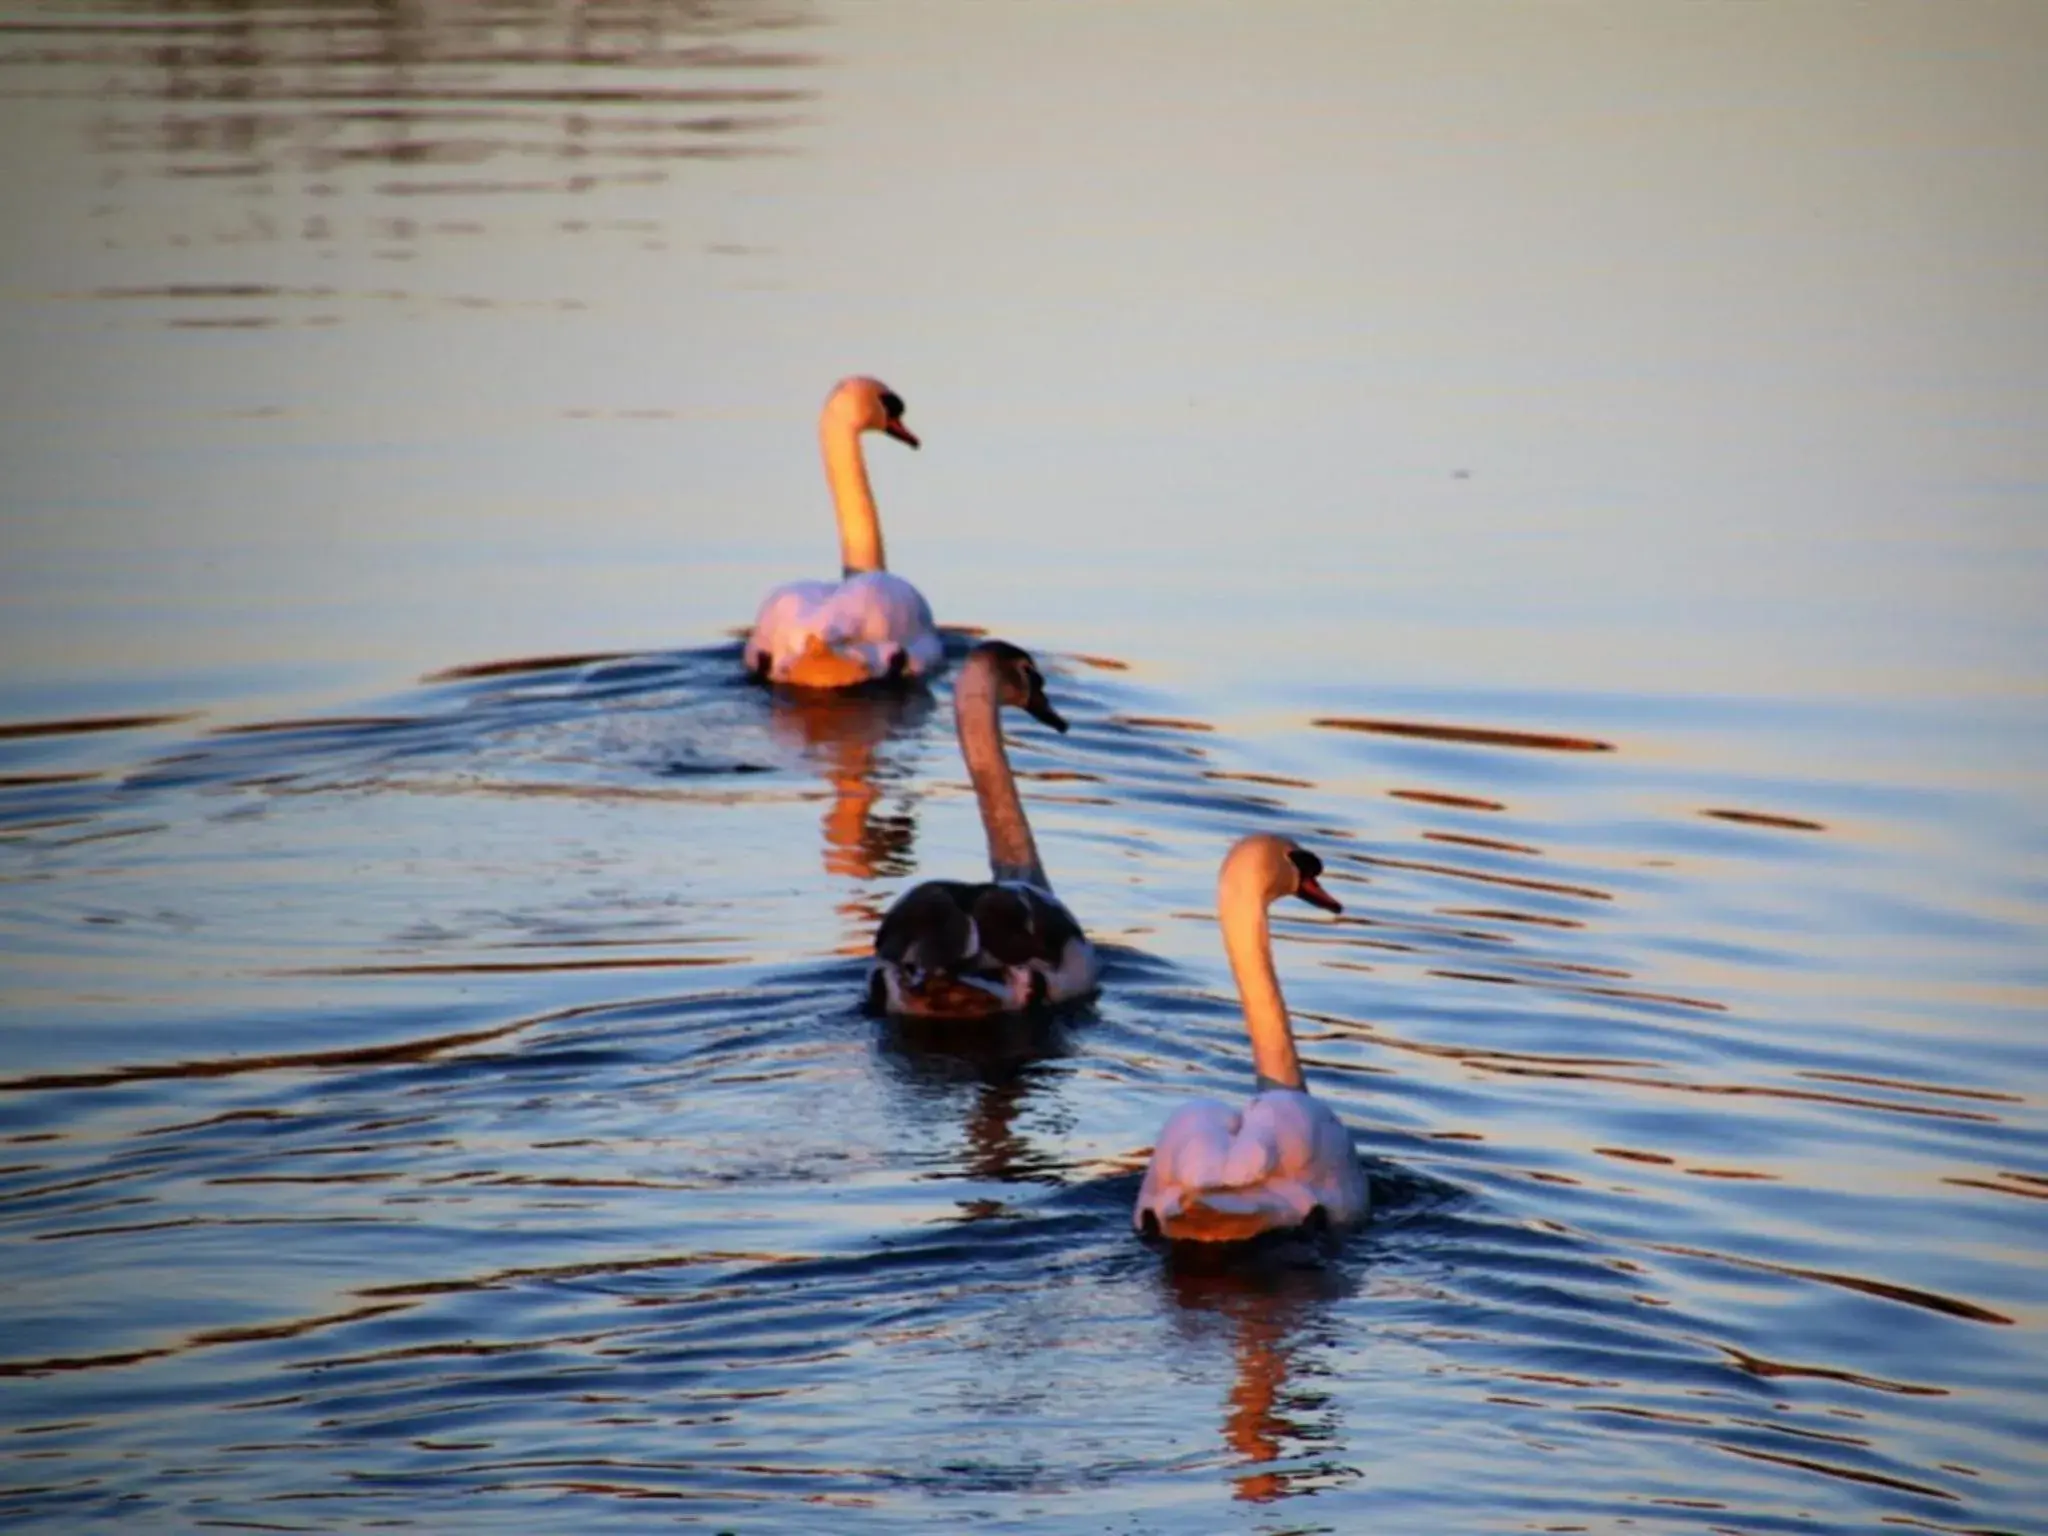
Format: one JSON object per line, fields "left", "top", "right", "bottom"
{"left": 1136, "top": 1089, "right": 1367, "bottom": 1242}
{"left": 745, "top": 572, "right": 940, "bottom": 687}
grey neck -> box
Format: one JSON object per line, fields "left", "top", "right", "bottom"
{"left": 955, "top": 658, "right": 1049, "bottom": 889}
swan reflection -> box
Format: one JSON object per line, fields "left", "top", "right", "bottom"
{"left": 877, "top": 1012, "right": 1073, "bottom": 1185}
{"left": 1165, "top": 1256, "right": 1355, "bottom": 1504}
{"left": 766, "top": 686, "right": 932, "bottom": 884}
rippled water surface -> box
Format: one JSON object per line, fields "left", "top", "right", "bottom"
{"left": 4, "top": 3, "right": 2047, "bottom": 1532}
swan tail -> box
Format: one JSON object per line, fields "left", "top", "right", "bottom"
{"left": 763, "top": 631, "right": 926, "bottom": 689}
{"left": 1149, "top": 1187, "right": 1306, "bottom": 1245}
{"left": 872, "top": 963, "right": 1013, "bottom": 1019}
{"left": 783, "top": 632, "right": 889, "bottom": 690}
{"left": 747, "top": 575, "right": 940, "bottom": 688}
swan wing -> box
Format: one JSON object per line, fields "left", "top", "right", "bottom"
{"left": 972, "top": 883, "right": 1098, "bottom": 1003}
{"left": 874, "top": 881, "right": 981, "bottom": 972}
{"left": 744, "top": 579, "right": 835, "bottom": 662}
{"left": 1135, "top": 1089, "right": 1367, "bottom": 1241}
{"left": 1140, "top": 1099, "right": 1251, "bottom": 1199}
{"left": 870, "top": 879, "right": 1095, "bottom": 1016}
{"left": 1237, "top": 1089, "right": 1370, "bottom": 1224}
{"left": 746, "top": 572, "right": 940, "bottom": 685}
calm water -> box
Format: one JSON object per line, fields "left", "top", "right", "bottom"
{"left": 3, "top": 3, "right": 2047, "bottom": 1532}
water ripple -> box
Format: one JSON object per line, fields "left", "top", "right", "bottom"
{"left": 2, "top": 629, "right": 2044, "bottom": 1531}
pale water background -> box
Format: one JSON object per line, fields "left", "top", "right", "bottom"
{"left": 3, "top": 3, "right": 2047, "bottom": 1532}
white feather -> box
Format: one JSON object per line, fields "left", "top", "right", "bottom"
{"left": 1136, "top": 1089, "right": 1366, "bottom": 1235}
{"left": 745, "top": 571, "right": 942, "bottom": 684}
{"left": 1033, "top": 930, "right": 1101, "bottom": 1006}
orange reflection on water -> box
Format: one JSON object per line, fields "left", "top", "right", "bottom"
{"left": 1662, "top": 1247, "right": 2013, "bottom": 1328}
{"left": 0, "top": 1012, "right": 551, "bottom": 1094}
{"left": 877, "top": 1011, "right": 1068, "bottom": 1184}
{"left": 1196, "top": 1281, "right": 1299, "bottom": 1503}
{"left": 767, "top": 688, "right": 929, "bottom": 886}
{"left": 1714, "top": 1441, "right": 1958, "bottom": 1502}
{"left": 1223, "top": 1326, "right": 1289, "bottom": 1500}
{"left": 424, "top": 650, "right": 634, "bottom": 682}
{"left": 1348, "top": 851, "right": 1614, "bottom": 903}
{"left": 1423, "top": 829, "right": 1544, "bottom": 855}
{"left": 1203, "top": 769, "right": 1317, "bottom": 790}
{"left": 0, "top": 711, "right": 197, "bottom": 740}
{"left": 1942, "top": 1173, "right": 2048, "bottom": 1202}
{"left": 1441, "top": 905, "right": 1585, "bottom": 930}
{"left": 831, "top": 893, "right": 887, "bottom": 959}
{"left": 1473, "top": 1059, "right": 2005, "bottom": 1126}
{"left": 961, "top": 1074, "right": 1034, "bottom": 1184}
{"left": 1390, "top": 787, "right": 1508, "bottom": 811}
{"left": 0, "top": 1299, "right": 412, "bottom": 1380}
{"left": 1164, "top": 1261, "right": 1354, "bottom": 1506}
{"left": 1702, "top": 807, "right": 1827, "bottom": 832}
{"left": 1313, "top": 716, "right": 1615, "bottom": 753}
{"left": 1427, "top": 967, "right": 1727, "bottom": 1013}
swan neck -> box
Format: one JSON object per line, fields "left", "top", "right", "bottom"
{"left": 1220, "top": 869, "right": 1304, "bottom": 1091}
{"left": 956, "top": 661, "right": 1048, "bottom": 888}
{"left": 821, "top": 416, "right": 885, "bottom": 574}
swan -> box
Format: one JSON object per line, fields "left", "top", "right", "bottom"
{"left": 744, "top": 376, "right": 943, "bottom": 689}
{"left": 1134, "top": 834, "right": 1370, "bottom": 1244}
{"left": 869, "top": 640, "right": 1099, "bottom": 1016}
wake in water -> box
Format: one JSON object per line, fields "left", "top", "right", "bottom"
{"left": 2, "top": 638, "right": 2042, "bottom": 1533}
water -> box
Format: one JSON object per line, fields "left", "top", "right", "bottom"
{"left": 3, "top": 3, "right": 2047, "bottom": 1531}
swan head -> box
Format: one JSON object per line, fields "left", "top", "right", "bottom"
{"left": 824, "top": 375, "right": 919, "bottom": 449}
{"left": 969, "top": 640, "right": 1067, "bottom": 734}
{"left": 1221, "top": 833, "right": 1342, "bottom": 915}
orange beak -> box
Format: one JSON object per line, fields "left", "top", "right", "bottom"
{"left": 1295, "top": 875, "right": 1342, "bottom": 914}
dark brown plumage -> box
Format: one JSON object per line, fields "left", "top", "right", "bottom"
{"left": 871, "top": 879, "right": 1086, "bottom": 1015}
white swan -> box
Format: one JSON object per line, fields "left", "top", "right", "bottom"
{"left": 1135, "top": 834, "right": 1370, "bottom": 1243}
{"left": 744, "top": 376, "right": 943, "bottom": 689}
{"left": 869, "top": 641, "right": 1099, "bottom": 1017}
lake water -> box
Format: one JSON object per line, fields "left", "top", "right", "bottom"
{"left": 3, "top": 3, "right": 2046, "bottom": 1531}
